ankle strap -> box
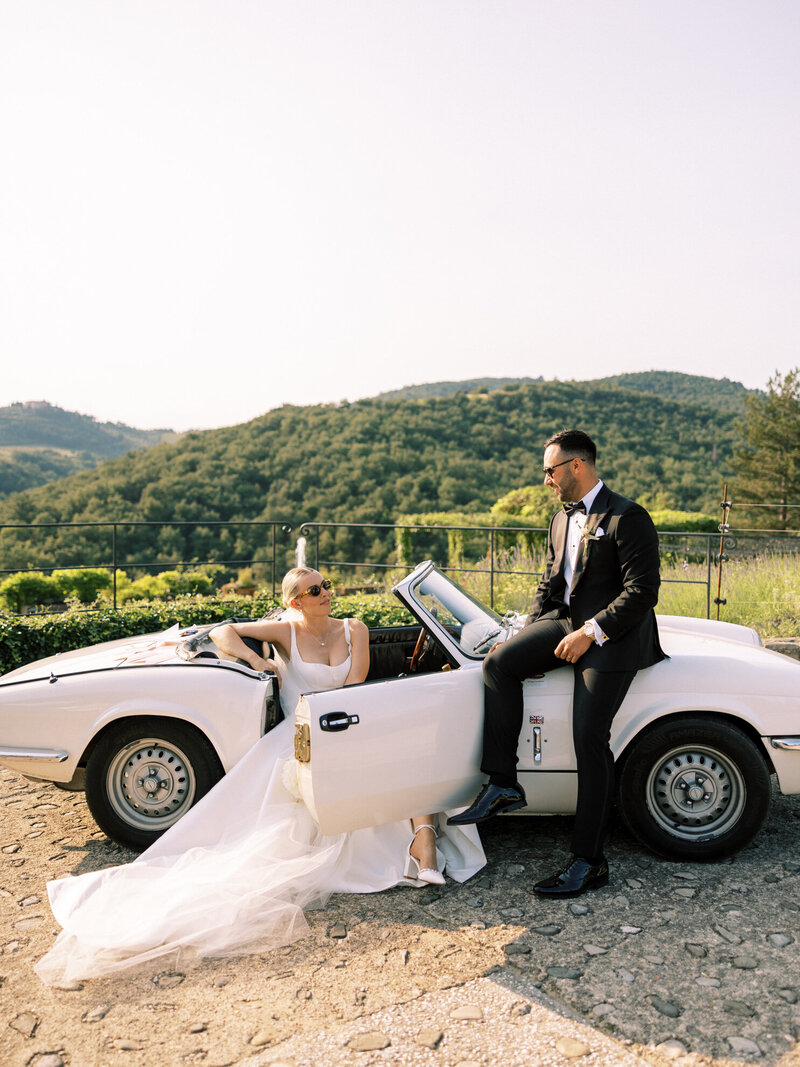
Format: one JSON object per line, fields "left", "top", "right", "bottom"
{"left": 412, "top": 823, "right": 437, "bottom": 838}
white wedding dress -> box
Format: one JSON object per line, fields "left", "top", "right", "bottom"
{"left": 35, "top": 621, "right": 485, "bottom": 985}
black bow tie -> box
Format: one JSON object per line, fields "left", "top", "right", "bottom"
{"left": 563, "top": 501, "right": 586, "bottom": 517}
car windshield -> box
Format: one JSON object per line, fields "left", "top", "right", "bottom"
{"left": 409, "top": 567, "right": 507, "bottom": 657}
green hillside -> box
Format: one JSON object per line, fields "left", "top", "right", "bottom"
{"left": 588, "top": 371, "right": 754, "bottom": 413}
{"left": 0, "top": 401, "right": 178, "bottom": 497}
{"left": 376, "top": 370, "right": 757, "bottom": 412}
{"left": 0, "top": 377, "right": 739, "bottom": 573}
{"left": 375, "top": 377, "right": 542, "bottom": 401}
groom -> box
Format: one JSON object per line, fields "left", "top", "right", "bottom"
{"left": 450, "top": 429, "right": 665, "bottom": 897}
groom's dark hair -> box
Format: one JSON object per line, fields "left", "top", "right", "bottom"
{"left": 545, "top": 429, "right": 597, "bottom": 465}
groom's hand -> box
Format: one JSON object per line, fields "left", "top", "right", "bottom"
{"left": 554, "top": 629, "right": 593, "bottom": 665}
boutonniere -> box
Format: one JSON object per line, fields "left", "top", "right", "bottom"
{"left": 580, "top": 523, "right": 605, "bottom": 552}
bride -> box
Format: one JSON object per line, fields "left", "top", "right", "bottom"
{"left": 35, "top": 567, "right": 485, "bottom": 984}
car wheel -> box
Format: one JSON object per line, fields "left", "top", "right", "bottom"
{"left": 85, "top": 718, "right": 224, "bottom": 851}
{"left": 617, "top": 716, "right": 771, "bottom": 861}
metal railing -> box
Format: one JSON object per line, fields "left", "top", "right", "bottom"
{"left": 298, "top": 519, "right": 793, "bottom": 618}
{"left": 2, "top": 516, "right": 797, "bottom": 618}
{"left": 298, "top": 519, "right": 545, "bottom": 610}
{"left": 0, "top": 520, "right": 293, "bottom": 610}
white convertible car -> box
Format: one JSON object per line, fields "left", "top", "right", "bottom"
{"left": 1, "top": 561, "right": 798, "bottom": 861}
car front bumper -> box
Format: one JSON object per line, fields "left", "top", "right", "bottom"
{"left": 767, "top": 736, "right": 800, "bottom": 795}
{"left": 0, "top": 746, "right": 69, "bottom": 777}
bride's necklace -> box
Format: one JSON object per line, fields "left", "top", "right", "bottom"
{"left": 301, "top": 620, "right": 331, "bottom": 647}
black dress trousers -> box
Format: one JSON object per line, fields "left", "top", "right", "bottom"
{"left": 481, "top": 619, "right": 635, "bottom": 861}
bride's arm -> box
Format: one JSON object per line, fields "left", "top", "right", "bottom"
{"left": 209, "top": 620, "right": 291, "bottom": 674}
{"left": 344, "top": 618, "right": 369, "bottom": 685}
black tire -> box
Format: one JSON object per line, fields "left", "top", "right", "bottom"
{"left": 85, "top": 718, "right": 224, "bottom": 851}
{"left": 617, "top": 716, "right": 771, "bottom": 861}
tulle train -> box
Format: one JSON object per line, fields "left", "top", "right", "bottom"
{"left": 35, "top": 717, "right": 485, "bottom": 984}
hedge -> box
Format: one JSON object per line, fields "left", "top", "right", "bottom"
{"left": 648, "top": 510, "right": 718, "bottom": 533}
{"left": 395, "top": 510, "right": 546, "bottom": 567}
{"left": 0, "top": 592, "right": 414, "bottom": 677}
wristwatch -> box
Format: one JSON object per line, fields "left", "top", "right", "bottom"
{"left": 583, "top": 622, "right": 596, "bottom": 643}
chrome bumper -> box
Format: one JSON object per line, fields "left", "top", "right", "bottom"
{"left": 0, "top": 746, "right": 69, "bottom": 770}
{"left": 766, "top": 737, "right": 800, "bottom": 796}
{"left": 770, "top": 737, "right": 800, "bottom": 751}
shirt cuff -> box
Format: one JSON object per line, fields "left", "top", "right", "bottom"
{"left": 587, "top": 618, "right": 608, "bottom": 646}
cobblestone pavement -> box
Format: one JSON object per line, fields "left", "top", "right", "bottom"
{"left": 2, "top": 764, "right": 800, "bottom": 1067}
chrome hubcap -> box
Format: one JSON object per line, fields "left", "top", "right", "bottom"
{"left": 106, "top": 738, "right": 197, "bottom": 832}
{"left": 645, "top": 743, "right": 746, "bottom": 841}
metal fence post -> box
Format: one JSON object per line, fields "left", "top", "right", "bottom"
{"left": 271, "top": 523, "right": 276, "bottom": 598}
{"left": 489, "top": 528, "right": 495, "bottom": 610}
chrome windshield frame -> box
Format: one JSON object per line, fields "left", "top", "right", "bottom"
{"left": 392, "top": 561, "right": 508, "bottom": 665}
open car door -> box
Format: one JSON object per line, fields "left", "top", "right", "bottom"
{"left": 294, "top": 669, "right": 484, "bottom": 834}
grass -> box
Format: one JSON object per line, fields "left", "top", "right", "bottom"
{"left": 659, "top": 553, "right": 800, "bottom": 637}
{"left": 379, "top": 548, "right": 800, "bottom": 640}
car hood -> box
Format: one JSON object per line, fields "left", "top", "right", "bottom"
{"left": 656, "top": 614, "right": 761, "bottom": 647}
{"left": 0, "top": 624, "right": 188, "bottom": 685}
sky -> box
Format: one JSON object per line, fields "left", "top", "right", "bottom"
{"left": 1, "top": 1, "right": 799, "bottom": 432}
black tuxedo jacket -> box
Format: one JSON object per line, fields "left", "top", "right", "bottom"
{"left": 528, "top": 484, "right": 666, "bottom": 673}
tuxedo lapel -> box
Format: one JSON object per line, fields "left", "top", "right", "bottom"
{"left": 569, "top": 485, "right": 613, "bottom": 594}
{"left": 551, "top": 511, "right": 569, "bottom": 581}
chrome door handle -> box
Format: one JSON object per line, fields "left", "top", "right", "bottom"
{"left": 533, "top": 726, "right": 542, "bottom": 763}
{"left": 319, "top": 712, "right": 360, "bottom": 732}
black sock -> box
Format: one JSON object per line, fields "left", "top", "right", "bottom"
{"left": 489, "top": 774, "right": 518, "bottom": 789}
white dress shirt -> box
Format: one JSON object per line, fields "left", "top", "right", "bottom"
{"left": 562, "top": 479, "right": 608, "bottom": 646}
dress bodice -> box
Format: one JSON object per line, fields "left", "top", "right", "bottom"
{"left": 277, "top": 620, "right": 352, "bottom": 717}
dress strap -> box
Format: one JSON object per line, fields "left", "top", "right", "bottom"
{"left": 343, "top": 618, "right": 352, "bottom": 655}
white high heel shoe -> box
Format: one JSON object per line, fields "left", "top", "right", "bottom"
{"left": 405, "top": 823, "right": 446, "bottom": 886}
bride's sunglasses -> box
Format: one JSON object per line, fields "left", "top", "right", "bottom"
{"left": 297, "top": 578, "right": 333, "bottom": 599}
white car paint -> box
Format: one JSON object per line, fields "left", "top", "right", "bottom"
{"left": 0, "top": 627, "right": 271, "bottom": 782}
{"left": 296, "top": 561, "right": 800, "bottom": 853}
{"left": 1, "top": 561, "right": 798, "bottom": 859}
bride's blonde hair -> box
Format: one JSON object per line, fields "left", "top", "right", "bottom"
{"left": 281, "top": 566, "right": 317, "bottom": 608}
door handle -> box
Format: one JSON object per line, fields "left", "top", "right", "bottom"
{"left": 319, "top": 711, "right": 360, "bottom": 732}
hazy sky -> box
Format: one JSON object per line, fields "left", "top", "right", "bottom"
{"left": 2, "top": 1, "right": 798, "bottom": 431}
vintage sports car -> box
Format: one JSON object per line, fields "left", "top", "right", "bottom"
{"left": 1, "top": 561, "right": 798, "bottom": 860}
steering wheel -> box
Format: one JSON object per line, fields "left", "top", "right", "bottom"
{"left": 409, "top": 626, "right": 433, "bottom": 672}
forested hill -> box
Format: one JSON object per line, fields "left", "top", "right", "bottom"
{"left": 0, "top": 378, "right": 739, "bottom": 571}
{"left": 375, "top": 377, "right": 543, "bottom": 401}
{"left": 588, "top": 372, "right": 755, "bottom": 413}
{"left": 0, "top": 373, "right": 753, "bottom": 503}
{"left": 378, "top": 371, "right": 755, "bottom": 411}
{"left": 0, "top": 402, "right": 178, "bottom": 498}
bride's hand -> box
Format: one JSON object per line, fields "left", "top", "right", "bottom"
{"left": 246, "top": 653, "right": 281, "bottom": 681}
{"left": 262, "top": 657, "right": 283, "bottom": 686}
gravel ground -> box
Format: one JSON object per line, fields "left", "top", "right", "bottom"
{"left": 3, "top": 762, "right": 800, "bottom": 1067}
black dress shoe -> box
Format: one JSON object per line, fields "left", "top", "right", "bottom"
{"left": 533, "top": 856, "right": 609, "bottom": 898}
{"left": 447, "top": 782, "right": 526, "bottom": 825}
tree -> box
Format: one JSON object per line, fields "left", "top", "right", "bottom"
{"left": 732, "top": 369, "right": 800, "bottom": 529}
{"left": 490, "top": 485, "right": 555, "bottom": 527}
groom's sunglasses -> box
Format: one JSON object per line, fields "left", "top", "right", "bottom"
{"left": 297, "top": 578, "right": 333, "bottom": 599}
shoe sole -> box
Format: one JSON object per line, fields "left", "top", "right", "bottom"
{"left": 532, "top": 872, "right": 609, "bottom": 898}
{"left": 448, "top": 797, "right": 527, "bottom": 826}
